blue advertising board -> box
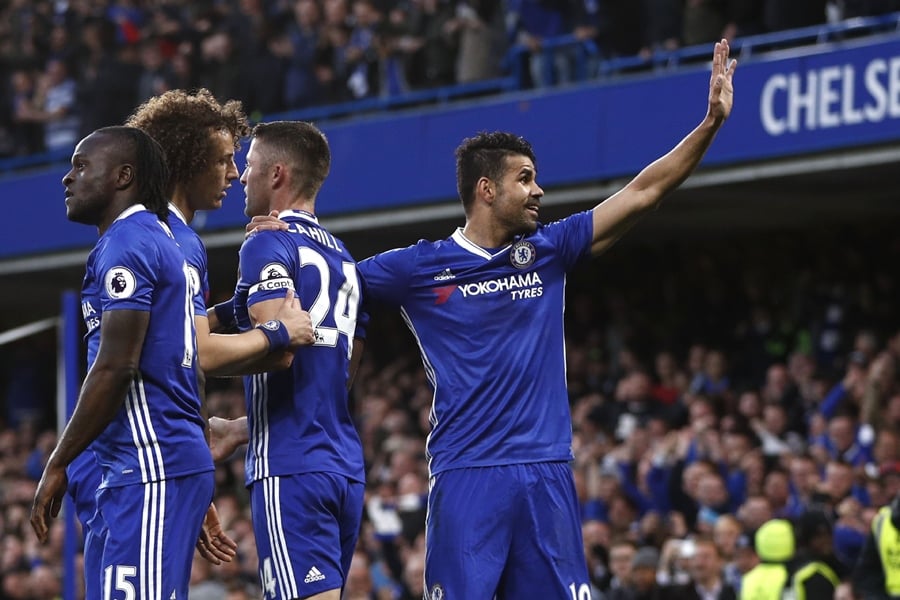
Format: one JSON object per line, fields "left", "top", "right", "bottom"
{"left": 3, "top": 35, "right": 900, "bottom": 259}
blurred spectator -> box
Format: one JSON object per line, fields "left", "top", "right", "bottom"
{"left": 8, "top": 68, "right": 44, "bottom": 155}
{"left": 404, "top": 0, "right": 456, "bottom": 88}
{"left": 346, "top": 0, "right": 383, "bottom": 99}
{"left": 344, "top": 550, "right": 378, "bottom": 600}
{"left": 667, "top": 535, "right": 736, "bottom": 599}
{"left": 189, "top": 552, "right": 228, "bottom": 600}
{"left": 283, "top": 0, "right": 324, "bottom": 108}
{"left": 508, "top": 0, "right": 575, "bottom": 87}
{"left": 792, "top": 509, "right": 845, "bottom": 598}
{"left": 29, "top": 58, "right": 79, "bottom": 153}
{"left": 608, "top": 545, "right": 666, "bottom": 599}
{"left": 712, "top": 515, "right": 744, "bottom": 590}
{"left": 740, "top": 519, "right": 795, "bottom": 597}
{"left": 76, "top": 16, "right": 141, "bottom": 137}
{"left": 135, "top": 37, "right": 176, "bottom": 103}
{"left": 451, "top": 0, "right": 508, "bottom": 83}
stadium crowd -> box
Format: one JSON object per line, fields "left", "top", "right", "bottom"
{"left": 1, "top": 224, "right": 898, "bottom": 598}
{"left": 2, "top": 0, "right": 899, "bottom": 159}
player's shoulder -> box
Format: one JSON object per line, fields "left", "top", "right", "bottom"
{"left": 240, "top": 228, "right": 295, "bottom": 267}
{"left": 103, "top": 212, "right": 170, "bottom": 255}
{"left": 362, "top": 238, "right": 431, "bottom": 265}
{"left": 537, "top": 209, "right": 592, "bottom": 233}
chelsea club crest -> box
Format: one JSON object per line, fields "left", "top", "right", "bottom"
{"left": 510, "top": 240, "right": 536, "bottom": 269}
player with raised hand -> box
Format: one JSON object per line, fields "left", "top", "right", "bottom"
{"left": 354, "top": 39, "right": 736, "bottom": 599}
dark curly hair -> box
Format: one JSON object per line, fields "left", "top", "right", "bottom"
{"left": 125, "top": 89, "right": 250, "bottom": 197}
{"left": 454, "top": 131, "right": 536, "bottom": 212}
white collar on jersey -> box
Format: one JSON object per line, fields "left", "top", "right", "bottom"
{"left": 279, "top": 209, "right": 319, "bottom": 224}
{"left": 114, "top": 204, "right": 148, "bottom": 223}
{"left": 451, "top": 228, "right": 510, "bottom": 260}
{"left": 167, "top": 202, "right": 188, "bottom": 225}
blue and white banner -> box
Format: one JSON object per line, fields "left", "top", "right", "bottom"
{"left": 3, "top": 36, "right": 900, "bottom": 259}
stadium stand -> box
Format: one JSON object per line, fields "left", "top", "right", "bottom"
{"left": 2, "top": 2, "right": 900, "bottom": 598}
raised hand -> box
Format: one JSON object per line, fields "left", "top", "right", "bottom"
{"left": 708, "top": 38, "right": 737, "bottom": 123}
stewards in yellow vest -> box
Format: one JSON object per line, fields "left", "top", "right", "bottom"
{"left": 853, "top": 495, "right": 900, "bottom": 599}
{"left": 791, "top": 509, "right": 843, "bottom": 600}
{"left": 740, "top": 519, "right": 795, "bottom": 600}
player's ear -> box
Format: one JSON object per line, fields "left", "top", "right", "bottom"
{"left": 271, "top": 163, "right": 287, "bottom": 190}
{"left": 476, "top": 177, "right": 494, "bottom": 203}
{"left": 116, "top": 164, "right": 135, "bottom": 190}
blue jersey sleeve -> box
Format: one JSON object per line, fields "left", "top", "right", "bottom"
{"left": 95, "top": 230, "right": 161, "bottom": 313}
{"left": 239, "top": 231, "right": 296, "bottom": 309}
{"left": 357, "top": 244, "right": 418, "bottom": 308}
{"left": 540, "top": 210, "right": 593, "bottom": 271}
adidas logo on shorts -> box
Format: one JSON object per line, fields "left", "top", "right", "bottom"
{"left": 304, "top": 566, "right": 326, "bottom": 584}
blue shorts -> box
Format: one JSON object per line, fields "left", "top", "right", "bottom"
{"left": 95, "top": 471, "right": 214, "bottom": 599}
{"left": 250, "top": 472, "right": 364, "bottom": 599}
{"left": 67, "top": 451, "right": 104, "bottom": 598}
{"left": 425, "top": 462, "right": 590, "bottom": 600}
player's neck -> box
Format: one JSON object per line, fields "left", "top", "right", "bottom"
{"left": 97, "top": 197, "right": 140, "bottom": 236}
{"left": 461, "top": 222, "right": 512, "bottom": 251}
{"left": 169, "top": 195, "right": 194, "bottom": 224}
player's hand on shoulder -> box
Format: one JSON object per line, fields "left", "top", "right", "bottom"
{"left": 245, "top": 210, "right": 287, "bottom": 238}
{"left": 277, "top": 289, "right": 316, "bottom": 347}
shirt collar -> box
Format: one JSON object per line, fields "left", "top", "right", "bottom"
{"left": 279, "top": 209, "right": 318, "bottom": 224}
{"left": 167, "top": 202, "right": 188, "bottom": 225}
{"left": 114, "top": 204, "right": 147, "bottom": 223}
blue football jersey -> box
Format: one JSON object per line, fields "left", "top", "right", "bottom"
{"left": 167, "top": 203, "right": 210, "bottom": 316}
{"left": 85, "top": 205, "right": 211, "bottom": 488}
{"left": 234, "top": 210, "right": 364, "bottom": 484}
{"left": 357, "top": 211, "right": 593, "bottom": 475}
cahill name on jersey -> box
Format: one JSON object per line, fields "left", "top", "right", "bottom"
{"left": 233, "top": 210, "right": 365, "bottom": 485}
{"left": 81, "top": 205, "right": 211, "bottom": 488}
{"left": 357, "top": 210, "right": 593, "bottom": 475}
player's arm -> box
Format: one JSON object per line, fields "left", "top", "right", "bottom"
{"left": 31, "top": 308, "right": 149, "bottom": 542}
{"left": 206, "top": 296, "right": 236, "bottom": 333}
{"left": 196, "top": 289, "right": 314, "bottom": 377}
{"left": 589, "top": 39, "right": 736, "bottom": 257}
{"left": 246, "top": 297, "right": 299, "bottom": 371}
